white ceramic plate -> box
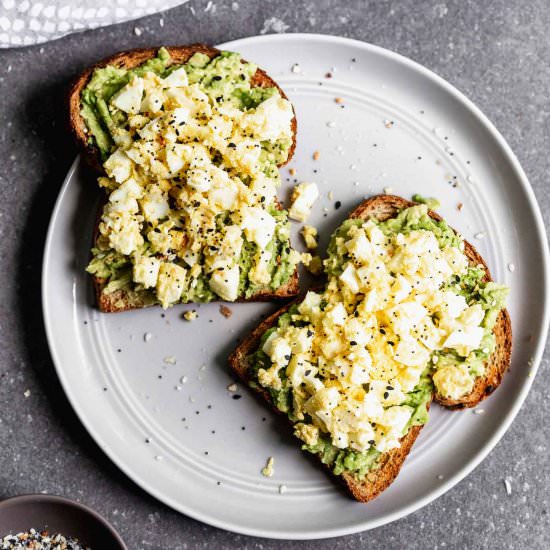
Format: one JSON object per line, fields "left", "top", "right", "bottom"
{"left": 42, "top": 34, "right": 549, "bottom": 539}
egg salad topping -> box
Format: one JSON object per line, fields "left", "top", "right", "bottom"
{"left": 249, "top": 205, "right": 508, "bottom": 477}
{"left": 83, "top": 48, "right": 300, "bottom": 306}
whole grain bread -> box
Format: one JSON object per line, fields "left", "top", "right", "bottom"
{"left": 228, "top": 194, "right": 512, "bottom": 502}
{"left": 69, "top": 45, "right": 299, "bottom": 311}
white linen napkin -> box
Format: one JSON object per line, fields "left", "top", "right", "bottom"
{"left": 0, "top": 0, "right": 187, "bottom": 47}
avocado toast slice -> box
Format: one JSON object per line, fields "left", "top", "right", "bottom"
{"left": 229, "top": 195, "right": 512, "bottom": 502}
{"left": 68, "top": 45, "right": 299, "bottom": 312}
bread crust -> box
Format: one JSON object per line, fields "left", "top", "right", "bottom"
{"left": 70, "top": 44, "right": 299, "bottom": 311}
{"left": 228, "top": 194, "right": 512, "bottom": 502}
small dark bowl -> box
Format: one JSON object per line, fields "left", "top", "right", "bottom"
{"left": 0, "top": 494, "right": 126, "bottom": 549}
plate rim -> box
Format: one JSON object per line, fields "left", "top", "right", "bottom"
{"left": 42, "top": 33, "right": 550, "bottom": 539}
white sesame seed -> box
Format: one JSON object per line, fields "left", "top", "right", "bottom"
{"left": 473, "top": 409, "right": 485, "bottom": 415}
{"left": 279, "top": 484, "right": 287, "bottom": 494}
{"left": 291, "top": 63, "right": 301, "bottom": 74}
{"left": 24, "top": 389, "right": 31, "bottom": 398}
{"left": 383, "top": 186, "right": 393, "bottom": 194}
{"left": 326, "top": 121, "right": 336, "bottom": 128}
{"left": 508, "top": 262, "right": 515, "bottom": 272}
{"left": 144, "top": 332, "right": 152, "bottom": 342}
{"left": 134, "top": 27, "right": 142, "bottom": 36}
{"left": 474, "top": 232, "right": 485, "bottom": 240}
{"left": 437, "top": 474, "right": 444, "bottom": 480}
{"left": 181, "top": 376, "right": 188, "bottom": 384}
{"left": 155, "top": 455, "right": 163, "bottom": 461}
{"left": 227, "top": 383, "right": 238, "bottom": 392}
{"left": 503, "top": 478, "right": 512, "bottom": 495}
{"left": 163, "top": 355, "right": 176, "bottom": 365}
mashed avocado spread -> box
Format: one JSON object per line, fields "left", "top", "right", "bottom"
{"left": 248, "top": 205, "right": 508, "bottom": 479}
{"left": 83, "top": 48, "right": 298, "bottom": 306}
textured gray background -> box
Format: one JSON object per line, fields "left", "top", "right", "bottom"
{"left": 1, "top": 0, "right": 549, "bottom": 548}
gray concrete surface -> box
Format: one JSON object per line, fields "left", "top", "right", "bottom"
{"left": 0, "top": 0, "right": 549, "bottom": 548}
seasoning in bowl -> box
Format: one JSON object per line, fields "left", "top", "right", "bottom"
{"left": 1, "top": 529, "right": 88, "bottom": 549}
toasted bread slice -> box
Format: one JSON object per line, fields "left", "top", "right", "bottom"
{"left": 228, "top": 194, "right": 512, "bottom": 502}
{"left": 69, "top": 45, "right": 299, "bottom": 311}
{"left": 68, "top": 44, "right": 297, "bottom": 171}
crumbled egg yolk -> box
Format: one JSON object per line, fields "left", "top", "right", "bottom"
{"left": 305, "top": 255, "right": 323, "bottom": 276}
{"left": 301, "top": 225, "right": 318, "bottom": 249}
{"left": 257, "top": 210, "right": 488, "bottom": 454}
{"left": 261, "top": 456, "right": 275, "bottom": 477}
{"left": 183, "top": 310, "right": 198, "bottom": 321}
{"left": 96, "top": 66, "right": 295, "bottom": 307}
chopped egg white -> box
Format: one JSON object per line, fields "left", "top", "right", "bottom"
{"left": 289, "top": 182, "right": 319, "bottom": 222}
{"left": 112, "top": 76, "right": 144, "bottom": 114}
